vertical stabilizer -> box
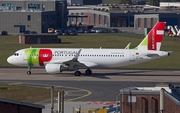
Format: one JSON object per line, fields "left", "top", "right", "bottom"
{"left": 136, "top": 22, "right": 166, "bottom": 51}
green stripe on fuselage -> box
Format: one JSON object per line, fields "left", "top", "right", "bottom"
{"left": 25, "top": 49, "right": 40, "bottom": 66}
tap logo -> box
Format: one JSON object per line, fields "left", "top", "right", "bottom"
{"left": 25, "top": 49, "right": 52, "bottom": 66}
{"left": 39, "top": 49, "right": 52, "bottom": 66}
{"left": 167, "top": 25, "right": 180, "bottom": 37}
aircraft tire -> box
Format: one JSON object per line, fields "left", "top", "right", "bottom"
{"left": 27, "top": 71, "right": 31, "bottom": 75}
{"left": 85, "top": 69, "right": 92, "bottom": 75}
{"left": 74, "top": 71, "right": 81, "bottom": 76}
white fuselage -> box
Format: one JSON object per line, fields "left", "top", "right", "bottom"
{"left": 7, "top": 48, "right": 169, "bottom": 69}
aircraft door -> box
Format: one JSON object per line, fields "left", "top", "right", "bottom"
{"left": 130, "top": 51, "right": 135, "bottom": 61}
{"left": 23, "top": 53, "right": 27, "bottom": 60}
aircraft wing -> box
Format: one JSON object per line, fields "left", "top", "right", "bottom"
{"left": 49, "top": 49, "right": 98, "bottom": 68}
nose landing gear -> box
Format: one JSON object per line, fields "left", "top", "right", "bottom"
{"left": 27, "top": 66, "right": 31, "bottom": 75}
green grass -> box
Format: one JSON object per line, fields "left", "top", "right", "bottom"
{"left": 0, "top": 33, "right": 180, "bottom": 69}
{"left": 0, "top": 85, "right": 58, "bottom": 103}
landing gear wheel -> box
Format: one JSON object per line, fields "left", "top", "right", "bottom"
{"left": 27, "top": 66, "right": 31, "bottom": 75}
{"left": 74, "top": 71, "right": 81, "bottom": 76}
{"left": 27, "top": 71, "right": 31, "bottom": 75}
{"left": 85, "top": 69, "right": 92, "bottom": 75}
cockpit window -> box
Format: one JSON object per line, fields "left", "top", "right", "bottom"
{"left": 14, "top": 53, "right": 19, "bottom": 56}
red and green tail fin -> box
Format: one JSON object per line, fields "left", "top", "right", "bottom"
{"left": 135, "top": 22, "right": 166, "bottom": 51}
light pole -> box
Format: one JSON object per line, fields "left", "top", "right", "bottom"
{"left": 116, "top": 91, "right": 120, "bottom": 113}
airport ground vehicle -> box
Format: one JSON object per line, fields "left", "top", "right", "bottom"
{"left": 1, "top": 31, "right": 8, "bottom": 35}
{"left": 48, "top": 28, "right": 55, "bottom": 33}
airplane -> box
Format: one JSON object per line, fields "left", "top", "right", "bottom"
{"left": 7, "top": 22, "right": 170, "bottom": 76}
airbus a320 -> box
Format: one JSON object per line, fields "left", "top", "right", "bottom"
{"left": 7, "top": 22, "right": 170, "bottom": 76}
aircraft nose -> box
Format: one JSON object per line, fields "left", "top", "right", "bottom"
{"left": 7, "top": 56, "right": 14, "bottom": 64}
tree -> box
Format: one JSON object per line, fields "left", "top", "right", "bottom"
{"left": 119, "top": 0, "right": 132, "bottom": 4}
{"left": 148, "top": 0, "right": 160, "bottom": 6}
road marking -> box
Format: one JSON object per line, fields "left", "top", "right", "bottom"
{"left": 8, "top": 82, "right": 22, "bottom": 85}
{"left": 7, "top": 82, "right": 92, "bottom": 101}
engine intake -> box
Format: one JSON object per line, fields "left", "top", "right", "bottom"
{"left": 45, "top": 64, "right": 69, "bottom": 73}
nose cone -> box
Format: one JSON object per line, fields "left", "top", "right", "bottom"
{"left": 7, "top": 55, "right": 27, "bottom": 66}
{"left": 7, "top": 56, "right": 14, "bottom": 65}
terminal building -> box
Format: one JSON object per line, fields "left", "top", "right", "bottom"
{"left": 68, "top": 3, "right": 180, "bottom": 30}
{"left": 67, "top": 0, "right": 104, "bottom": 5}
{"left": 0, "top": 0, "right": 67, "bottom": 34}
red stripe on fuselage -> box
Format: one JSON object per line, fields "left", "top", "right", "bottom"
{"left": 39, "top": 49, "right": 52, "bottom": 66}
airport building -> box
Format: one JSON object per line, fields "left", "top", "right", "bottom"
{"left": 0, "top": 0, "right": 67, "bottom": 34}
{"left": 0, "top": 98, "right": 44, "bottom": 113}
{"left": 67, "top": 0, "right": 104, "bottom": 5}
{"left": 68, "top": 3, "right": 180, "bottom": 29}
{"left": 119, "top": 83, "right": 180, "bottom": 113}
{"left": 1, "top": 1, "right": 180, "bottom": 34}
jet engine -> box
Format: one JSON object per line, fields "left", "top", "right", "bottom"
{"left": 45, "top": 64, "right": 69, "bottom": 73}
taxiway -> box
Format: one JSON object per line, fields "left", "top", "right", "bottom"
{"left": 0, "top": 68, "right": 180, "bottom": 101}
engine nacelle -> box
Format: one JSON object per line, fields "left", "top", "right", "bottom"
{"left": 45, "top": 64, "right": 69, "bottom": 73}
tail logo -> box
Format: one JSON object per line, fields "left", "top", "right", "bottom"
{"left": 136, "top": 22, "right": 166, "bottom": 51}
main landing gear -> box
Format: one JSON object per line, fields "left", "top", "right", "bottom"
{"left": 74, "top": 69, "right": 92, "bottom": 76}
{"left": 85, "top": 69, "right": 92, "bottom": 75}
{"left": 74, "top": 70, "right": 81, "bottom": 76}
{"left": 27, "top": 66, "right": 31, "bottom": 75}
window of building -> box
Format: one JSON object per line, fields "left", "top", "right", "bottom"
{"left": 76, "top": 13, "right": 78, "bottom": 22}
{"left": 138, "top": 18, "right": 140, "bottom": 28}
{"left": 94, "top": 14, "right": 96, "bottom": 26}
{"left": 81, "top": 13, "right": 84, "bottom": 23}
{"left": 16, "top": 6, "right": 22, "bottom": 10}
{"left": 42, "top": 15, "right": 45, "bottom": 21}
{"left": 151, "top": 18, "right": 154, "bottom": 28}
{"left": 104, "top": 16, "right": 106, "bottom": 26}
{"left": 42, "top": 4, "right": 45, "bottom": 11}
{"left": 27, "top": 15, "right": 31, "bottom": 21}
{"left": 144, "top": 18, "right": 147, "bottom": 28}
{"left": 52, "top": 15, "right": 55, "bottom": 20}
{"left": 71, "top": 13, "right": 74, "bottom": 21}
{"left": 46, "top": 15, "right": 49, "bottom": 20}
{"left": 2, "top": 3, "right": 14, "bottom": 10}
{"left": 28, "top": 4, "right": 40, "bottom": 10}
{"left": 99, "top": 15, "right": 101, "bottom": 25}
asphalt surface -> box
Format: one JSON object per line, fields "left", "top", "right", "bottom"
{"left": 0, "top": 68, "right": 180, "bottom": 101}
{"left": 0, "top": 68, "right": 180, "bottom": 113}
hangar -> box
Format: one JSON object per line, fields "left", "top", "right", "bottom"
{"left": 0, "top": 0, "right": 68, "bottom": 34}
